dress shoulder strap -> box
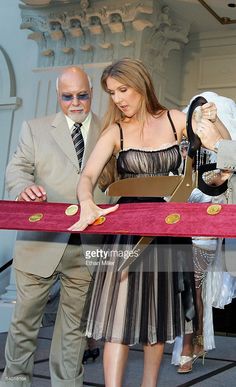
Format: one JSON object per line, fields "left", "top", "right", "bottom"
{"left": 167, "top": 110, "right": 178, "bottom": 141}
{"left": 116, "top": 122, "right": 124, "bottom": 150}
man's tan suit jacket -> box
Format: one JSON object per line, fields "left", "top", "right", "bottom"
{"left": 6, "top": 111, "right": 108, "bottom": 277}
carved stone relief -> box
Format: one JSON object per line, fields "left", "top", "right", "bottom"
{"left": 19, "top": 1, "right": 190, "bottom": 70}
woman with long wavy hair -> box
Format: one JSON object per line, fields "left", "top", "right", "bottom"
{"left": 69, "top": 58, "right": 229, "bottom": 386}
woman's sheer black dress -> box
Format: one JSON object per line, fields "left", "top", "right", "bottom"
{"left": 86, "top": 114, "right": 197, "bottom": 345}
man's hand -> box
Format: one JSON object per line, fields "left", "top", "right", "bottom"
{"left": 18, "top": 185, "right": 47, "bottom": 202}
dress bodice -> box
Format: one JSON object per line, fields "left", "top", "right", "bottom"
{"left": 116, "top": 111, "right": 182, "bottom": 179}
{"left": 117, "top": 145, "right": 182, "bottom": 179}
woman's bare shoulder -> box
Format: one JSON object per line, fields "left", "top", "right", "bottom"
{"left": 168, "top": 109, "right": 187, "bottom": 137}
{"left": 99, "top": 123, "right": 122, "bottom": 151}
{"left": 169, "top": 109, "right": 186, "bottom": 126}
{"left": 101, "top": 123, "right": 120, "bottom": 137}
{"left": 168, "top": 109, "right": 186, "bottom": 119}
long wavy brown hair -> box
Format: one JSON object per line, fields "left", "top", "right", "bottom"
{"left": 98, "top": 58, "right": 167, "bottom": 191}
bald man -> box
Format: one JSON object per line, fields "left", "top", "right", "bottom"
{"left": 1, "top": 67, "right": 106, "bottom": 387}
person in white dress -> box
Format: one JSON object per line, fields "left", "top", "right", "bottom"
{"left": 174, "top": 92, "right": 236, "bottom": 373}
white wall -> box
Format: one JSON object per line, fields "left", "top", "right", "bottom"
{"left": 0, "top": 1, "right": 109, "bottom": 295}
{"left": 180, "top": 30, "right": 236, "bottom": 107}
{"left": 0, "top": 1, "right": 38, "bottom": 152}
{"left": 1, "top": 1, "right": 236, "bottom": 296}
{"left": 164, "top": 49, "right": 184, "bottom": 109}
{"left": 0, "top": 1, "right": 38, "bottom": 292}
{"left": 163, "top": 28, "right": 236, "bottom": 109}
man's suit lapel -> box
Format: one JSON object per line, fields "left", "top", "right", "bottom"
{"left": 51, "top": 112, "right": 79, "bottom": 170}
{"left": 50, "top": 111, "right": 101, "bottom": 171}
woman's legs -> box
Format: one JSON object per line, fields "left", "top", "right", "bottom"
{"left": 193, "top": 287, "right": 205, "bottom": 357}
{"left": 192, "top": 243, "right": 215, "bottom": 359}
{"left": 177, "top": 333, "right": 194, "bottom": 373}
{"left": 177, "top": 288, "right": 205, "bottom": 372}
{"left": 103, "top": 341, "right": 164, "bottom": 387}
{"left": 141, "top": 343, "right": 165, "bottom": 387}
{"left": 103, "top": 342, "right": 129, "bottom": 387}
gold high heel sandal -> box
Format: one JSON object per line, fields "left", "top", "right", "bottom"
{"left": 177, "top": 355, "right": 193, "bottom": 374}
{"left": 192, "top": 335, "right": 207, "bottom": 365}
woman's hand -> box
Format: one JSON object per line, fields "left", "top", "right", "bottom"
{"left": 201, "top": 102, "right": 217, "bottom": 123}
{"left": 195, "top": 118, "right": 223, "bottom": 151}
{"left": 68, "top": 199, "right": 119, "bottom": 231}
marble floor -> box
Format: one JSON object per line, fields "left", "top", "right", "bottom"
{"left": 1, "top": 327, "right": 236, "bottom": 386}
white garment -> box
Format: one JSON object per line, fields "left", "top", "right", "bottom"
{"left": 171, "top": 189, "right": 236, "bottom": 365}
{"left": 172, "top": 92, "right": 236, "bottom": 365}
{"left": 183, "top": 91, "right": 236, "bottom": 140}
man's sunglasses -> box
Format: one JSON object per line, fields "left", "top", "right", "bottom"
{"left": 61, "top": 93, "right": 90, "bottom": 102}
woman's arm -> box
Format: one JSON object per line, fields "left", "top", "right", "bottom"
{"left": 196, "top": 118, "right": 226, "bottom": 151}
{"left": 69, "top": 125, "right": 119, "bottom": 231}
{"left": 213, "top": 117, "right": 231, "bottom": 139}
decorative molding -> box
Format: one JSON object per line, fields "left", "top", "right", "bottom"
{"left": 18, "top": 1, "right": 190, "bottom": 69}
{"left": 0, "top": 46, "right": 22, "bottom": 110}
{"left": 187, "top": 30, "right": 236, "bottom": 51}
{"left": 198, "top": 0, "right": 236, "bottom": 25}
{"left": 0, "top": 47, "right": 16, "bottom": 99}
{"left": 0, "top": 47, "right": 21, "bottom": 202}
{"left": 145, "top": 5, "right": 189, "bottom": 72}
{"left": 32, "top": 61, "right": 111, "bottom": 73}
{"left": 20, "top": 0, "right": 52, "bottom": 5}
{"left": 198, "top": 55, "right": 236, "bottom": 89}
{"left": 0, "top": 97, "right": 22, "bottom": 111}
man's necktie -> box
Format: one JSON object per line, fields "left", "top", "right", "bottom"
{"left": 71, "top": 123, "right": 84, "bottom": 168}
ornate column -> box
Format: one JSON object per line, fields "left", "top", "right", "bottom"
{"left": 19, "top": 1, "right": 190, "bottom": 75}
